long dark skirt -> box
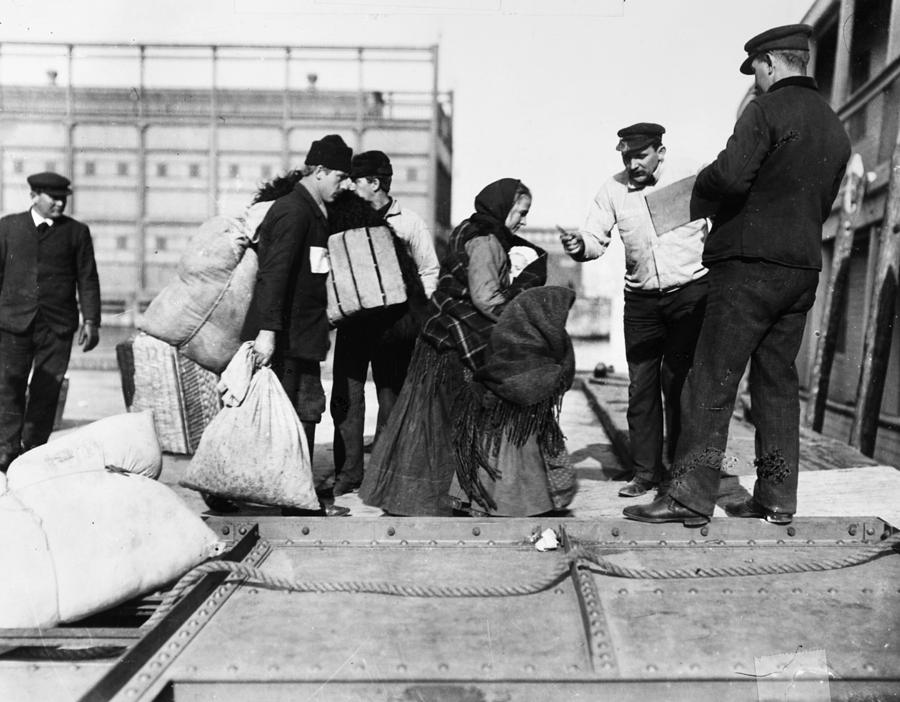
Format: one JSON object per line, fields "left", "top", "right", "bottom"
{"left": 360, "top": 337, "right": 573, "bottom": 517}
{"left": 359, "top": 339, "right": 462, "bottom": 516}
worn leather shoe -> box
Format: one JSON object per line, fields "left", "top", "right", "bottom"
{"left": 281, "top": 504, "right": 352, "bottom": 517}
{"left": 623, "top": 495, "right": 709, "bottom": 526}
{"left": 618, "top": 478, "right": 657, "bottom": 498}
{"left": 323, "top": 504, "right": 351, "bottom": 517}
{"left": 725, "top": 497, "right": 792, "bottom": 525}
{"left": 202, "top": 493, "right": 240, "bottom": 514}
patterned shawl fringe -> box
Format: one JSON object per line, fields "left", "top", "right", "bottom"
{"left": 451, "top": 379, "right": 568, "bottom": 513}
{"left": 405, "top": 336, "right": 457, "bottom": 389}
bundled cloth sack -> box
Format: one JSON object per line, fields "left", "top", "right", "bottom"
{"left": 6, "top": 411, "right": 162, "bottom": 488}
{"left": 138, "top": 201, "right": 273, "bottom": 373}
{"left": 181, "top": 342, "right": 319, "bottom": 510}
{"left": 0, "top": 470, "right": 222, "bottom": 628}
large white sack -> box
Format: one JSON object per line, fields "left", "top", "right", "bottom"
{"left": 13, "top": 470, "right": 223, "bottom": 624}
{"left": 0, "top": 492, "right": 59, "bottom": 629}
{"left": 181, "top": 343, "right": 318, "bottom": 509}
{"left": 138, "top": 201, "right": 273, "bottom": 373}
{"left": 7, "top": 411, "right": 162, "bottom": 488}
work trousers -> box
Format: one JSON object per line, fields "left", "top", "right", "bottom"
{"left": 271, "top": 355, "right": 330, "bottom": 498}
{"left": 623, "top": 278, "right": 707, "bottom": 485}
{"left": 330, "top": 306, "right": 415, "bottom": 486}
{"left": 669, "top": 260, "right": 818, "bottom": 516}
{"left": 0, "top": 314, "right": 74, "bottom": 464}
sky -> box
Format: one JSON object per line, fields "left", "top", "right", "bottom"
{"left": 0, "top": 0, "right": 817, "bottom": 228}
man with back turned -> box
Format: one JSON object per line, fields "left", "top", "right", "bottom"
{"left": 624, "top": 24, "right": 851, "bottom": 526}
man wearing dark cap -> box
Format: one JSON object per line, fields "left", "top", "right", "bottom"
{"left": 0, "top": 172, "right": 101, "bottom": 471}
{"left": 329, "top": 149, "right": 439, "bottom": 496}
{"left": 242, "top": 134, "right": 353, "bottom": 516}
{"left": 625, "top": 25, "right": 850, "bottom": 526}
{"left": 561, "top": 123, "right": 708, "bottom": 498}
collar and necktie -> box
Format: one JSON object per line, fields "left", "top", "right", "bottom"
{"left": 37, "top": 222, "right": 51, "bottom": 234}
{"left": 627, "top": 176, "right": 658, "bottom": 192}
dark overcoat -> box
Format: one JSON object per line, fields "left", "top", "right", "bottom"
{"left": 692, "top": 76, "right": 851, "bottom": 269}
{"left": 242, "top": 182, "right": 331, "bottom": 361}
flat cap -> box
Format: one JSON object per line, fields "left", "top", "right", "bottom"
{"left": 305, "top": 134, "right": 352, "bottom": 173}
{"left": 350, "top": 150, "right": 393, "bottom": 179}
{"left": 616, "top": 122, "right": 665, "bottom": 153}
{"left": 27, "top": 171, "right": 72, "bottom": 196}
{"left": 740, "top": 24, "right": 812, "bottom": 75}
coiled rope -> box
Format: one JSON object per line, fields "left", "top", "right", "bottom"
{"left": 144, "top": 533, "right": 899, "bottom": 629}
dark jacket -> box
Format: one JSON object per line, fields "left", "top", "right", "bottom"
{"left": 0, "top": 211, "right": 101, "bottom": 335}
{"left": 242, "top": 182, "right": 331, "bottom": 360}
{"left": 692, "top": 76, "right": 850, "bottom": 270}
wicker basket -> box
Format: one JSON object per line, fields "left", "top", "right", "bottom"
{"left": 123, "top": 333, "right": 221, "bottom": 455}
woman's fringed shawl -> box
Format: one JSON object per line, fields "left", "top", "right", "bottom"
{"left": 452, "top": 286, "right": 576, "bottom": 512}
{"left": 421, "top": 178, "right": 546, "bottom": 371}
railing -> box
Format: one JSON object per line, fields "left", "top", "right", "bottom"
{"left": 0, "top": 84, "right": 452, "bottom": 125}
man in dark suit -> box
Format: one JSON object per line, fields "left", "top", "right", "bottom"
{"left": 624, "top": 24, "right": 850, "bottom": 526}
{"left": 242, "top": 134, "right": 353, "bottom": 516}
{"left": 0, "top": 172, "right": 101, "bottom": 471}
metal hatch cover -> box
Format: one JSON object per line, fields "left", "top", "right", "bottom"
{"left": 83, "top": 516, "right": 900, "bottom": 702}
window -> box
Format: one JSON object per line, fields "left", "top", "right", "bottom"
{"left": 13, "top": 159, "right": 24, "bottom": 174}
{"left": 45, "top": 162, "right": 56, "bottom": 172}
{"left": 407, "top": 167, "right": 418, "bottom": 182}
{"left": 115, "top": 235, "right": 129, "bottom": 251}
{"left": 117, "top": 162, "right": 129, "bottom": 176}
{"left": 84, "top": 161, "right": 96, "bottom": 176}
{"left": 189, "top": 163, "right": 201, "bottom": 178}
{"left": 229, "top": 164, "right": 240, "bottom": 178}
{"left": 261, "top": 164, "right": 272, "bottom": 179}
{"left": 155, "top": 236, "right": 167, "bottom": 252}
{"left": 156, "top": 163, "right": 168, "bottom": 178}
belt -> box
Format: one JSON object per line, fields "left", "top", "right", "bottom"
{"left": 624, "top": 277, "right": 706, "bottom": 297}
{"left": 624, "top": 285, "right": 684, "bottom": 297}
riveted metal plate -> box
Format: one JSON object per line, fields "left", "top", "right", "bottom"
{"left": 11, "top": 517, "right": 896, "bottom": 701}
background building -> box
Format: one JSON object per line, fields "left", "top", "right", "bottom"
{"left": 799, "top": 0, "right": 900, "bottom": 463}
{"left": 0, "top": 42, "right": 453, "bottom": 321}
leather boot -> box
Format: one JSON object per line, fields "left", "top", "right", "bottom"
{"left": 623, "top": 494, "right": 709, "bottom": 526}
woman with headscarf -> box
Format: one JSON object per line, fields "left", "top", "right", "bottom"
{"left": 360, "top": 178, "right": 576, "bottom": 516}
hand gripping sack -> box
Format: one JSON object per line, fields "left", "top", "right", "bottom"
{"left": 181, "top": 343, "right": 319, "bottom": 509}
{"left": 138, "top": 201, "right": 273, "bottom": 373}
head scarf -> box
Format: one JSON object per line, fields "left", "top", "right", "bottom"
{"left": 469, "top": 178, "right": 525, "bottom": 251}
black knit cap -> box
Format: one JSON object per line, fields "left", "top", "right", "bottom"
{"left": 305, "top": 134, "right": 352, "bottom": 172}
{"left": 740, "top": 24, "right": 812, "bottom": 75}
{"left": 27, "top": 171, "right": 72, "bottom": 197}
{"left": 350, "top": 150, "right": 393, "bottom": 179}
{"left": 616, "top": 122, "right": 665, "bottom": 153}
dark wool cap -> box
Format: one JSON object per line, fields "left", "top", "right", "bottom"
{"left": 616, "top": 122, "right": 665, "bottom": 153}
{"left": 305, "top": 134, "right": 352, "bottom": 172}
{"left": 350, "top": 150, "right": 393, "bottom": 179}
{"left": 740, "top": 24, "right": 812, "bottom": 74}
{"left": 27, "top": 171, "right": 72, "bottom": 196}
